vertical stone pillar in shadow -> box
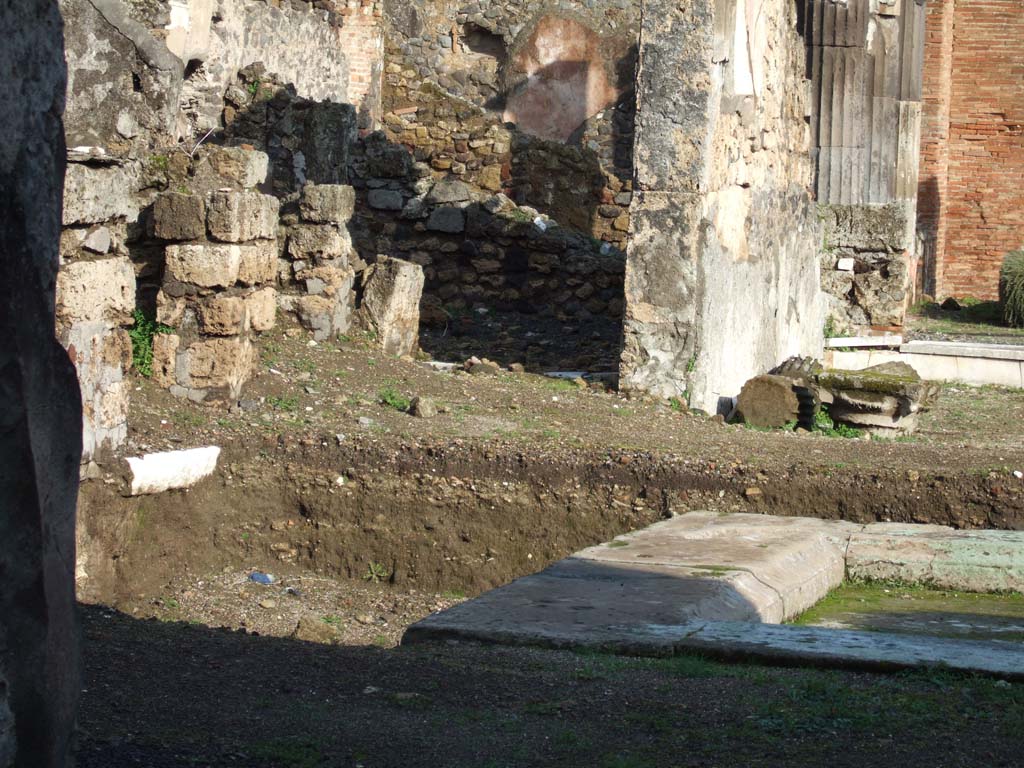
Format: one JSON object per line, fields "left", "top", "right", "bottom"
{"left": 0, "top": 0, "right": 82, "bottom": 765}
{"left": 619, "top": 1, "right": 715, "bottom": 399}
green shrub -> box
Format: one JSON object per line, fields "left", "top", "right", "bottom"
{"left": 128, "top": 309, "right": 172, "bottom": 377}
{"left": 378, "top": 387, "right": 411, "bottom": 412}
{"left": 999, "top": 250, "right": 1024, "bottom": 328}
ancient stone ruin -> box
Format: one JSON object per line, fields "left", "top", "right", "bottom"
{"left": 4, "top": 0, "right": 1023, "bottom": 762}
{"left": 48, "top": 0, "right": 949, "bottom": 459}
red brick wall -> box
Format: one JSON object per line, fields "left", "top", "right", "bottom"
{"left": 916, "top": 0, "right": 955, "bottom": 298}
{"left": 337, "top": 0, "right": 384, "bottom": 123}
{"left": 918, "top": 0, "right": 1024, "bottom": 300}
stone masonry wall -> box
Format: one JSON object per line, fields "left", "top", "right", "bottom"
{"left": 917, "top": 0, "right": 1024, "bottom": 301}
{"left": 806, "top": 0, "right": 927, "bottom": 333}
{"left": 150, "top": 147, "right": 281, "bottom": 402}
{"left": 621, "top": 0, "right": 823, "bottom": 413}
{"left": 58, "top": 0, "right": 374, "bottom": 460}
{"left": 382, "top": 0, "right": 639, "bottom": 246}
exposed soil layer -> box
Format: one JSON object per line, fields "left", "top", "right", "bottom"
{"left": 75, "top": 322, "right": 1024, "bottom": 767}
{"left": 79, "top": 322, "right": 1024, "bottom": 619}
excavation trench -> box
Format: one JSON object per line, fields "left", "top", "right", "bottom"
{"left": 76, "top": 442, "right": 1024, "bottom": 614}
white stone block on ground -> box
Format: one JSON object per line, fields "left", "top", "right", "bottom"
{"left": 127, "top": 446, "right": 221, "bottom": 495}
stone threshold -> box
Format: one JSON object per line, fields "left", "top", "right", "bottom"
{"left": 402, "top": 512, "right": 1024, "bottom": 678}
{"left": 406, "top": 617, "right": 1024, "bottom": 680}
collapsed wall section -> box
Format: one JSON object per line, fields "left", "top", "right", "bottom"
{"left": 621, "top": 0, "right": 824, "bottom": 413}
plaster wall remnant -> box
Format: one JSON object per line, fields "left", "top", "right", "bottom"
{"left": 806, "top": 0, "right": 927, "bottom": 332}
{"left": 1, "top": 0, "right": 82, "bottom": 763}
{"left": 502, "top": 15, "right": 623, "bottom": 142}
{"left": 621, "top": 0, "right": 824, "bottom": 413}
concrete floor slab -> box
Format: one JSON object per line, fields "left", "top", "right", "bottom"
{"left": 576, "top": 513, "right": 850, "bottom": 619}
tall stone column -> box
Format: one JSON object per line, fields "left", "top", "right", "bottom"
{"left": 0, "top": 0, "right": 82, "bottom": 765}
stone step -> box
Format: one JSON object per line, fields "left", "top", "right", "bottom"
{"left": 403, "top": 512, "right": 1024, "bottom": 677}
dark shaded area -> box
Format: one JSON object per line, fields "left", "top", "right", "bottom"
{"left": 0, "top": 0, "right": 82, "bottom": 764}
{"left": 76, "top": 600, "right": 1024, "bottom": 768}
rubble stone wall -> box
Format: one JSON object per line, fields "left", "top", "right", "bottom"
{"left": 917, "top": 0, "right": 1024, "bottom": 301}
{"left": 621, "top": 0, "right": 823, "bottom": 413}
{"left": 381, "top": 0, "right": 639, "bottom": 245}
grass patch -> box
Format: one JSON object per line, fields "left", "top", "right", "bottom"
{"left": 267, "top": 395, "right": 299, "bottom": 412}
{"left": 128, "top": 309, "right": 172, "bottom": 377}
{"left": 378, "top": 387, "right": 411, "bottom": 412}
{"left": 814, "top": 406, "right": 864, "bottom": 439}
{"left": 249, "top": 738, "right": 323, "bottom": 768}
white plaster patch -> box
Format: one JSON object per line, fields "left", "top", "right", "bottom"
{"left": 127, "top": 446, "right": 221, "bottom": 495}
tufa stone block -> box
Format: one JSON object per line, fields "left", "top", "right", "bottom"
{"left": 165, "top": 244, "right": 242, "bottom": 288}
{"left": 207, "top": 190, "right": 279, "bottom": 242}
{"left": 197, "top": 294, "right": 247, "bottom": 336}
{"left": 56, "top": 256, "right": 135, "bottom": 326}
{"left": 153, "top": 192, "right": 206, "bottom": 241}
{"left": 237, "top": 241, "right": 278, "bottom": 286}
{"left": 182, "top": 336, "right": 257, "bottom": 397}
{"left": 288, "top": 224, "right": 351, "bottom": 261}
{"left": 300, "top": 184, "right": 355, "bottom": 224}
{"left": 359, "top": 256, "right": 424, "bottom": 357}
{"left": 245, "top": 287, "right": 277, "bottom": 332}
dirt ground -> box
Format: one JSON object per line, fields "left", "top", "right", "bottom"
{"left": 77, "top": 603, "right": 1024, "bottom": 768}
{"left": 76, "top": 319, "right": 1024, "bottom": 767}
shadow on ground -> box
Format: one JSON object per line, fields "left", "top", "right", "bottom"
{"left": 78, "top": 602, "right": 1024, "bottom": 768}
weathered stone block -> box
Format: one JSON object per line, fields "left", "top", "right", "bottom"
{"left": 295, "top": 291, "right": 352, "bottom": 342}
{"left": 300, "top": 184, "right": 355, "bottom": 224}
{"left": 288, "top": 225, "right": 351, "bottom": 261}
{"left": 153, "top": 192, "right": 206, "bottom": 240}
{"left": 191, "top": 145, "right": 270, "bottom": 190}
{"left": 368, "top": 189, "right": 404, "bottom": 210}
{"left": 151, "top": 333, "right": 181, "bottom": 389}
{"left": 62, "top": 161, "right": 140, "bottom": 225}
{"left": 359, "top": 257, "right": 425, "bottom": 357}
{"left": 165, "top": 244, "right": 241, "bottom": 288}
{"left": 207, "top": 190, "right": 279, "bottom": 242}
{"left": 197, "top": 294, "right": 246, "bottom": 336}
{"left": 155, "top": 290, "right": 185, "bottom": 326}
{"left": 427, "top": 206, "right": 466, "bottom": 233}
{"left": 183, "top": 336, "right": 257, "bottom": 397}
{"left": 56, "top": 256, "right": 135, "bottom": 326}
{"left": 245, "top": 287, "right": 277, "bottom": 332}
{"left": 237, "top": 241, "right": 278, "bottom": 286}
